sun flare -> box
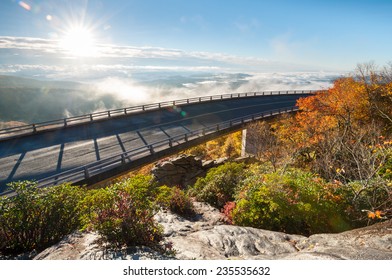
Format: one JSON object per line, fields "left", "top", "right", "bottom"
{"left": 59, "top": 25, "right": 97, "bottom": 57}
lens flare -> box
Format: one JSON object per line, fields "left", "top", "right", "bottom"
{"left": 18, "top": 1, "right": 31, "bottom": 11}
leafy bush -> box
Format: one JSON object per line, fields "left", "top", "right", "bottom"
{"left": 232, "top": 168, "right": 352, "bottom": 235}
{"left": 81, "top": 187, "right": 163, "bottom": 249}
{"left": 156, "top": 186, "right": 195, "bottom": 217}
{"left": 222, "top": 201, "right": 236, "bottom": 225}
{"left": 189, "top": 162, "right": 246, "bottom": 209}
{"left": 112, "top": 174, "right": 159, "bottom": 211}
{"left": 79, "top": 175, "right": 165, "bottom": 250}
{"left": 0, "top": 181, "right": 83, "bottom": 255}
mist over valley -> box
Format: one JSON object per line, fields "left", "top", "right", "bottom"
{"left": 0, "top": 71, "right": 342, "bottom": 126}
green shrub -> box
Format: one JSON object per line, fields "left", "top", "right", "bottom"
{"left": 168, "top": 187, "right": 195, "bottom": 217}
{"left": 79, "top": 175, "right": 164, "bottom": 250}
{"left": 0, "top": 181, "right": 83, "bottom": 255}
{"left": 112, "top": 174, "right": 159, "bottom": 211}
{"left": 155, "top": 185, "right": 172, "bottom": 207}
{"left": 232, "top": 168, "right": 352, "bottom": 235}
{"left": 156, "top": 186, "right": 195, "bottom": 217}
{"left": 84, "top": 189, "right": 162, "bottom": 248}
{"left": 189, "top": 162, "right": 246, "bottom": 209}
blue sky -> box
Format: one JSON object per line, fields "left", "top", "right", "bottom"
{"left": 0, "top": 0, "right": 391, "bottom": 81}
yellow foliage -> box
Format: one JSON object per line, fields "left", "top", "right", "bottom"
{"left": 184, "top": 131, "right": 242, "bottom": 159}
{"left": 367, "top": 211, "right": 376, "bottom": 219}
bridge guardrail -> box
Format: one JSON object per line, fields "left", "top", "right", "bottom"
{"left": 0, "top": 90, "right": 315, "bottom": 140}
{"left": 25, "top": 105, "right": 298, "bottom": 191}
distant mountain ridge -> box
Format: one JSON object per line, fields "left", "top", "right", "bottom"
{"left": 0, "top": 75, "right": 124, "bottom": 124}
{"left": 0, "top": 75, "right": 84, "bottom": 90}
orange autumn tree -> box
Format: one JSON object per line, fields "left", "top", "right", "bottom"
{"left": 296, "top": 77, "right": 370, "bottom": 137}
{"left": 277, "top": 72, "right": 391, "bottom": 183}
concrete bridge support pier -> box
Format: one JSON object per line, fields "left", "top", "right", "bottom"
{"left": 241, "top": 128, "right": 247, "bottom": 157}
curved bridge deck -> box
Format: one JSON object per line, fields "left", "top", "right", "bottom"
{"left": 0, "top": 91, "right": 315, "bottom": 195}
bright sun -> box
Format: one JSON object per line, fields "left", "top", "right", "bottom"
{"left": 60, "top": 26, "right": 97, "bottom": 57}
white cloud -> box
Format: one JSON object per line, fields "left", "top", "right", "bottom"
{"left": 93, "top": 77, "right": 152, "bottom": 104}
{"left": 236, "top": 72, "right": 343, "bottom": 92}
{"left": 0, "top": 36, "right": 59, "bottom": 53}
{"left": 0, "top": 35, "right": 325, "bottom": 79}
{"left": 85, "top": 71, "right": 344, "bottom": 107}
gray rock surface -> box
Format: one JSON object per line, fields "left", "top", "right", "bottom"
{"left": 34, "top": 202, "right": 392, "bottom": 260}
{"left": 34, "top": 231, "right": 172, "bottom": 260}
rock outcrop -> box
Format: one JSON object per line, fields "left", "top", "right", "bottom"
{"left": 151, "top": 155, "right": 227, "bottom": 187}
{"left": 35, "top": 202, "right": 392, "bottom": 260}
{"left": 33, "top": 231, "right": 172, "bottom": 260}
{"left": 151, "top": 154, "right": 258, "bottom": 187}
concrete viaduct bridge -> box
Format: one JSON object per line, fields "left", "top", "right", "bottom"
{"left": 0, "top": 90, "right": 316, "bottom": 196}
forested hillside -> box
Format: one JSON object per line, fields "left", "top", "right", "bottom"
{"left": 0, "top": 75, "right": 124, "bottom": 124}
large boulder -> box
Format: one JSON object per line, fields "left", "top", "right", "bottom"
{"left": 159, "top": 203, "right": 392, "bottom": 260}
{"left": 151, "top": 155, "right": 228, "bottom": 187}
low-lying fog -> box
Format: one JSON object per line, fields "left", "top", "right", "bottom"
{"left": 0, "top": 71, "right": 345, "bottom": 125}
